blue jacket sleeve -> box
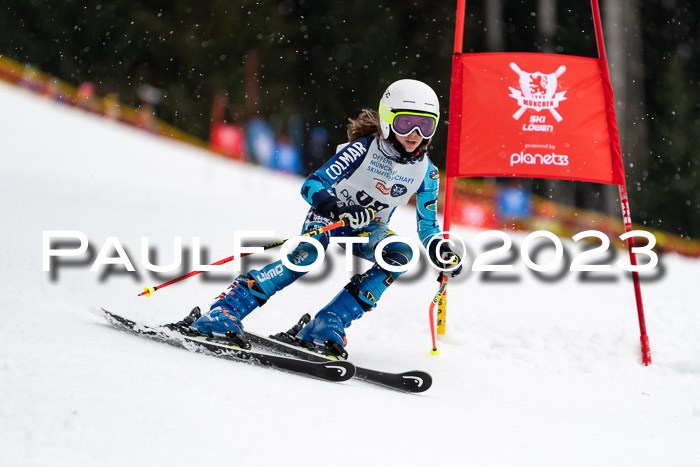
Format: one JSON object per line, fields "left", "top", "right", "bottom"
{"left": 300, "top": 136, "right": 374, "bottom": 211}
{"left": 415, "top": 161, "right": 442, "bottom": 247}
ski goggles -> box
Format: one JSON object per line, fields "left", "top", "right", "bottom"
{"left": 379, "top": 102, "right": 439, "bottom": 139}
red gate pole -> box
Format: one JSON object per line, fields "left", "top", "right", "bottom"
{"left": 438, "top": 0, "right": 467, "bottom": 335}
{"left": 444, "top": 0, "right": 466, "bottom": 236}
{"left": 590, "top": 0, "right": 652, "bottom": 365}
{"left": 444, "top": 0, "right": 466, "bottom": 237}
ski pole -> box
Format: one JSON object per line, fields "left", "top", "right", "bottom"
{"left": 138, "top": 210, "right": 374, "bottom": 297}
{"left": 428, "top": 273, "right": 448, "bottom": 356}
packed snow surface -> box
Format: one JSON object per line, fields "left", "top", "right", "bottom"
{"left": 1, "top": 82, "right": 699, "bottom": 466}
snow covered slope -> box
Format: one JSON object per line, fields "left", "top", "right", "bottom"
{"left": 1, "top": 82, "right": 699, "bottom": 466}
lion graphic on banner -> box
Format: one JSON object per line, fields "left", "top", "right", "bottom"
{"left": 509, "top": 62, "right": 567, "bottom": 122}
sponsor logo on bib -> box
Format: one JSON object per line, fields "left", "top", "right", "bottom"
{"left": 390, "top": 184, "right": 408, "bottom": 197}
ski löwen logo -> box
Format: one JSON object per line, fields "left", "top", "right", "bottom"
{"left": 509, "top": 62, "right": 567, "bottom": 122}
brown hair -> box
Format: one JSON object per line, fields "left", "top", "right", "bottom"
{"left": 346, "top": 108, "right": 381, "bottom": 141}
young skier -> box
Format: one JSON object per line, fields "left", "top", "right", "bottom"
{"left": 189, "top": 79, "right": 462, "bottom": 356}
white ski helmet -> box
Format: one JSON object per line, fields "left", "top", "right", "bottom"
{"left": 378, "top": 79, "right": 440, "bottom": 140}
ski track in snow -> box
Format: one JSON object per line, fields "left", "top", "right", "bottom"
{"left": 1, "top": 82, "right": 699, "bottom": 466}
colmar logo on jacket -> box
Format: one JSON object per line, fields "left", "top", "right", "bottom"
{"left": 324, "top": 141, "right": 368, "bottom": 180}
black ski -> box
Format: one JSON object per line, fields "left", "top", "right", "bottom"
{"left": 101, "top": 310, "right": 355, "bottom": 383}
{"left": 244, "top": 330, "right": 432, "bottom": 393}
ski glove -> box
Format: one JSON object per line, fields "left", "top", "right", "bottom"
{"left": 315, "top": 196, "right": 373, "bottom": 229}
{"left": 428, "top": 239, "right": 463, "bottom": 277}
{"left": 336, "top": 205, "right": 373, "bottom": 229}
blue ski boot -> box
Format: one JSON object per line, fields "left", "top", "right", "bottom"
{"left": 190, "top": 274, "right": 267, "bottom": 347}
{"left": 296, "top": 282, "right": 374, "bottom": 359}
